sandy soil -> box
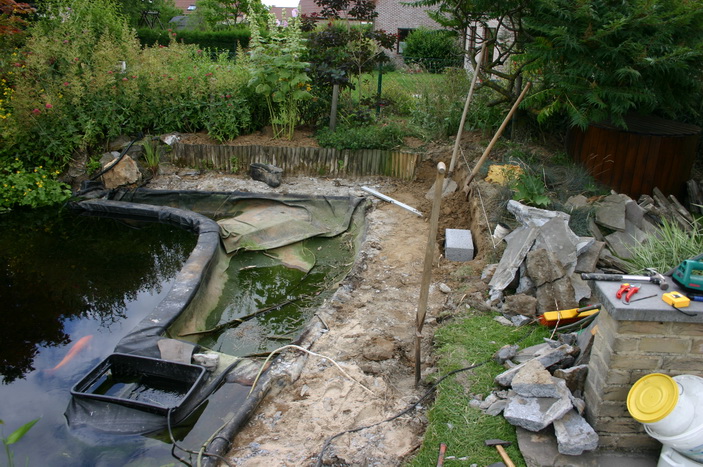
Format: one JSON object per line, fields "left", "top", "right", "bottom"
{"left": 146, "top": 132, "right": 488, "bottom": 466}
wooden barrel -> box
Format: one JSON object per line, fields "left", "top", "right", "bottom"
{"left": 566, "top": 115, "right": 701, "bottom": 199}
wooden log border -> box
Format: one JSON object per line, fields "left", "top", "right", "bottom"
{"left": 171, "top": 143, "right": 419, "bottom": 180}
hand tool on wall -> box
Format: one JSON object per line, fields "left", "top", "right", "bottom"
{"left": 581, "top": 268, "right": 669, "bottom": 290}
{"left": 485, "top": 439, "right": 516, "bottom": 467}
{"left": 621, "top": 285, "right": 641, "bottom": 304}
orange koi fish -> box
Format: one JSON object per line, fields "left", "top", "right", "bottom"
{"left": 48, "top": 335, "right": 93, "bottom": 372}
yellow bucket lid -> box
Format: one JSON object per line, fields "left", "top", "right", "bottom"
{"left": 627, "top": 373, "right": 679, "bottom": 423}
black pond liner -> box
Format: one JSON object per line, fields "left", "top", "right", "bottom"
{"left": 67, "top": 190, "right": 367, "bottom": 466}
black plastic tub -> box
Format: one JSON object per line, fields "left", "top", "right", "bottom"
{"left": 71, "top": 353, "right": 207, "bottom": 416}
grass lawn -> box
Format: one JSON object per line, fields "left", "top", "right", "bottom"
{"left": 409, "top": 310, "right": 552, "bottom": 466}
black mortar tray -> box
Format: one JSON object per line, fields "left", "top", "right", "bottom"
{"left": 71, "top": 353, "right": 207, "bottom": 415}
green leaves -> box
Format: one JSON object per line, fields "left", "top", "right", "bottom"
{"left": 2, "top": 419, "right": 39, "bottom": 446}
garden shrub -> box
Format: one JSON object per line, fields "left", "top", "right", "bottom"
{"left": 316, "top": 121, "right": 408, "bottom": 150}
{"left": 0, "top": 0, "right": 268, "bottom": 211}
{"left": 410, "top": 67, "right": 472, "bottom": 140}
{"left": 136, "top": 28, "right": 251, "bottom": 57}
{"left": 403, "top": 27, "right": 463, "bottom": 73}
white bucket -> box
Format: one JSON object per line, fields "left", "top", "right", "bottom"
{"left": 629, "top": 374, "right": 703, "bottom": 463}
{"left": 658, "top": 445, "right": 703, "bottom": 467}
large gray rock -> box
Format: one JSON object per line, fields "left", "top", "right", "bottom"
{"left": 525, "top": 249, "right": 565, "bottom": 287}
{"left": 488, "top": 225, "right": 539, "bottom": 301}
{"left": 250, "top": 163, "right": 283, "bottom": 188}
{"left": 101, "top": 154, "right": 141, "bottom": 189}
{"left": 553, "top": 409, "right": 599, "bottom": 455}
{"left": 511, "top": 360, "right": 560, "bottom": 398}
{"left": 534, "top": 276, "right": 578, "bottom": 315}
{"left": 503, "top": 379, "right": 573, "bottom": 431}
{"left": 503, "top": 294, "right": 537, "bottom": 318}
{"left": 495, "top": 344, "right": 576, "bottom": 387}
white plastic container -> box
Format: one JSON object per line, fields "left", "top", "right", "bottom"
{"left": 628, "top": 374, "right": 703, "bottom": 464}
{"left": 658, "top": 445, "right": 703, "bottom": 467}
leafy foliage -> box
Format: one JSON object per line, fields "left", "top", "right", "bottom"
{"left": 2, "top": 417, "right": 39, "bottom": 467}
{"left": 406, "top": 0, "right": 703, "bottom": 129}
{"left": 136, "top": 27, "right": 251, "bottom": 54}
{"left": 519, "top": 0, "right": 703, "bottom": 129}
{"left": 403, "top": 27, "right": 463, "bottom": 73}
{"left": 316, "top": 120, "right": 409, "bottom": 150}
{"left": 247, "top": 8, "right": 311, "bottom": 139}
{"left": 192, "top": 0, "right": 268, "bottom": 29}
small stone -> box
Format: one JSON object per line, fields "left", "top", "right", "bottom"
{"left": 439, "top": 283, "right": 452, "bottom": 294}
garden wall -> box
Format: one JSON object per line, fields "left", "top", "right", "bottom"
{"left": 171, "top": 144, "right": 420, "bottom": 180}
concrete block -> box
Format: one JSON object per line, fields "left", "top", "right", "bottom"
{"left": 445, "top": 228, "right": 474, "bottom": 261}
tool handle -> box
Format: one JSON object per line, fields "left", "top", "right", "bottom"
{"left": 581, "top": 273, "right": 623, "bottom": 281}
{"left": 495, "top": 445, "right": 516, "bottom": 467}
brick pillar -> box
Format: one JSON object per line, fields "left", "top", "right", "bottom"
{"left": 584, "top": 308, "right": 703, "bottom": 451}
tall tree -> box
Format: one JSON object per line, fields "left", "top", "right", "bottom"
{"left": 194, "top": 0, "right": 267, "bottom": 29}
{"left": 407, "top": 0, "right": 703, "bottom": 128}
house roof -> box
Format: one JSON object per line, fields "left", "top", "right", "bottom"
{"left": 173, "top": 0, "right": 197, "bottom": 14}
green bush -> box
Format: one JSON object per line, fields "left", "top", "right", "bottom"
{"left": 410, "top": 67, "right": 472, "bottom": 140}
{"left": 403, "top": 27, "right": 463, "bottom": 73}
{"left": 316, "top": 122, "right": 408, "bottom": 150}
{"left": 136, "top": 28, "right": 250, "bottom": 56}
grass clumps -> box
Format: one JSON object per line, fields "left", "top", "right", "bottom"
{"left": 409, "top": 311, "right": 550, "bottom": 466}
{"left": 626, "top": 218, "right": 703, "bottom": 274}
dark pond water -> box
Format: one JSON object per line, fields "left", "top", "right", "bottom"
{"left": 0, "top": 206, "right": 197, "bottom": 466}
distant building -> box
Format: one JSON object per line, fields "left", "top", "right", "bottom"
{"left": 173, "top": 0, "right": 198, "bottom": 13}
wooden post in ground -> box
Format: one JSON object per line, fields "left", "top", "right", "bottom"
{"left": 329, "top": 84, "right": 340, "bottom": 132}
{"left": 462, "top": 82, "right": 532, "bottom": 194}
{"left": 448, "top": 43, "right": 486, "bottom": 175}
{"left": 415, "top": 161, "right": 446, "bottom": 387}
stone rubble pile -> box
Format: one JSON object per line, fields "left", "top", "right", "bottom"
{"left": 471, "top": 332, "right": 599, "bottom": 456}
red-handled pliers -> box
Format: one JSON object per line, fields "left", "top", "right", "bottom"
{"left": 616, "top": 283, "right": 631, "bottom": 299}
{"left": 623, "top": 286, "right": 640, "bottom": 303}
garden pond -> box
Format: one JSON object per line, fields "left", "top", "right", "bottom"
{"left": 0, "top": 189, "right": 367, "bottom": 466}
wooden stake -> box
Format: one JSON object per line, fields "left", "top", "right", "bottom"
{"left": 415, "top": 162, "right": 446, "bottom": 386}
{"left": 449, "top": 43, "right": 486, "bottom": 174}
{"left": 462, "top": 82, "right": 532, "bottom": 193}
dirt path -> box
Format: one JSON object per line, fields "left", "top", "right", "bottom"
{"left": 147, "top": 156, "right": 475, "bottom": 466}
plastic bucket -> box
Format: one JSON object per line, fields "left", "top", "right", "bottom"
{"left": 658, "top": 445, "right": 703, "bottom": 467}
{"left": 629, "top": 374, "right": 703, "bottom": 463}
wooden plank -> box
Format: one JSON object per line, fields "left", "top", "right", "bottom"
{"left": 639, "top": 136, "right": 661, "bottom": 198}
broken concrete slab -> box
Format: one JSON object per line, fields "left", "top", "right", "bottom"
{"left": 495, "top": 344, "right": 576, "bottom": 387}
{"left": 488, "top": 225, "right": 539, "bottom": 300}
{"left": 532, "top": 217, "right": 581, "bottom": 275}
{"left": 553, "top": 409, "right": 599, "bottom": 455}
{"left": 511, "top": 360, "right": 560, "bottom": 398}
{"left": 575, "top": 240, "right": 605, "bottom": 273}
{"left": 604, "top": 230, "right": 638, "bottom": 260}
{"left": 513, "top": 342, "right": 553, "bottom": 364}
{"left": 507, "top": 200, "right": 571, "bottom": 228}
{"left": 570, "top": 272, "right": 592, "bottom": 302}
{"left": 503, "top": 380, "right": 573, "bottom": 432}
{"left": 595, "top": 193, "right": 629, "bottom": 231}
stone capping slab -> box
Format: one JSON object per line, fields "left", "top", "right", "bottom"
{"left": 593, "top": 281, "right": 703, "bottom": 322}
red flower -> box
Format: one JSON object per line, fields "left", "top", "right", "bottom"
{"left": 63, "top": 82, "right": 69, "bottom": 86}
{"left": 31, "top": 108, "right": 41, "bottom": 115}
{"left": 45, "top": 103, "right": 53, "bottom": 109}
{"left": 122, "top": 77, "right": 128, "bottom": 81}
